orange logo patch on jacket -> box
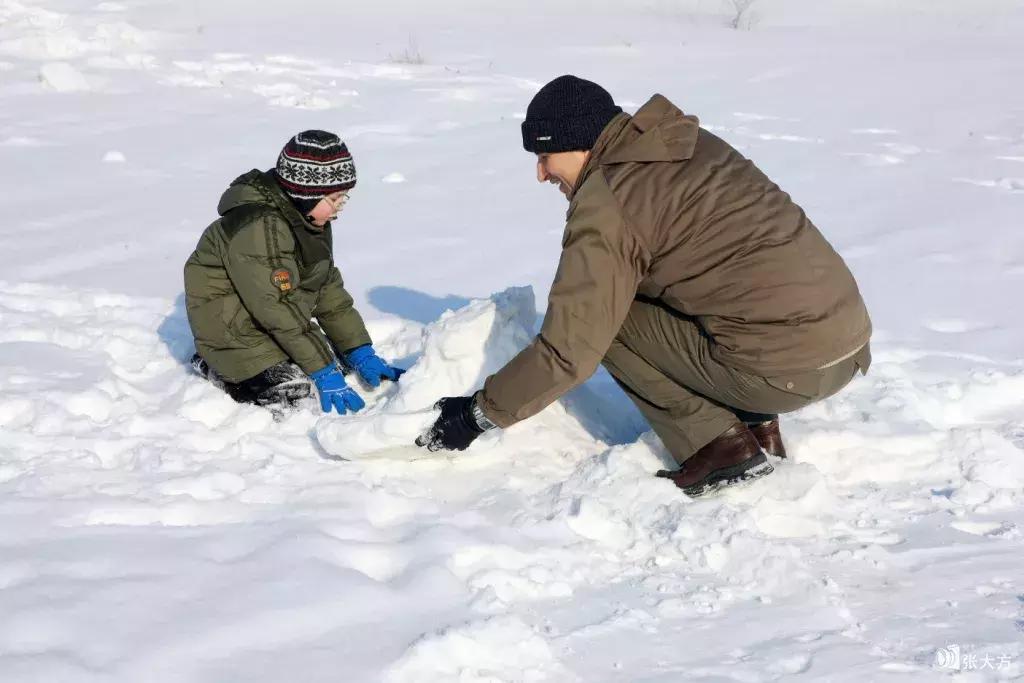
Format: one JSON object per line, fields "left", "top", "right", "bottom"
{"left": 271, "top": 268, "right": 293, "bottom": 292}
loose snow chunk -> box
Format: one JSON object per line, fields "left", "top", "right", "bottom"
{"left": 39, "top": 62, "right": 91, "bottom": 92}
{"left": 317, "top": 410, "right": 436, "bottom": 461}
{"left": 565, "top": 495, "right": 633, "bottom": 548}
{"left": 963, "top": 431, "right": 1024, "bottom": 490}
{"left": 384, "top": 616, "right": 564, "bottom": 683}
{"left": 0, "top": 397, "right": 35, "bottom": 430}
{"left": 316, "top": 288, "right": 536, "bottom": 460}
{"left": 65, "top": 389, "right": 113, "bottom": 422}
{"left": 157, "top": 471, "right": 247, "bottom": 501}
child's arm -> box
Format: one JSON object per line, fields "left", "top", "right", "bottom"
{"left": 314, "top": 266, "right": 372, "bottom": 354}
{"left": 315, "top": 269, "right": 403, "bottom": 387}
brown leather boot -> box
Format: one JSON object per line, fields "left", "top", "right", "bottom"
{"left": 747, "top": 418, "right": 787, "bottom": 459}
{"left": 656, "top": 423, "right": 774, "bottom": 497}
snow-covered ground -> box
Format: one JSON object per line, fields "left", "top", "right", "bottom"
{"left": 1, "top": 0, "right": 1023, "bottom": 680}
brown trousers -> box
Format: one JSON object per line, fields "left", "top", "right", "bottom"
{"left": 602, "top": 298, "right": 870, "bottom": 465}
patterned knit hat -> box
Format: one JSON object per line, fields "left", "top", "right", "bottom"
{"left": 273, "top": 130, "right": 357, "bottom": 214}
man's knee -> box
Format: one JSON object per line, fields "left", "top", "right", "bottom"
{"left": 601, "top": 339, "right": 675, "bottom": 409}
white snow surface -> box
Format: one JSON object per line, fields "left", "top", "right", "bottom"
{"left": 2, "top": 0, "right": 1024, "bottom": 681}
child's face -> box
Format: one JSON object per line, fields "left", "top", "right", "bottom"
{"left": 307, "top": 191, "right": 349, "bottom": 227}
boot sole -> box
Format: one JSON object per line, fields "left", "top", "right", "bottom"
{"left": 682, "top": 452, "right": 775, "bottom": 498}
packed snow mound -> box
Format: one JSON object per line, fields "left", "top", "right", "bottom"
{"left": 390, "top": 286, "right": 537, "bottom": 412}
{"left": 316, "top": 286, "right": 604, "bottom": 461}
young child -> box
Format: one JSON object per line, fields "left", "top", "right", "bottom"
{"left": 184, "top": 130, "right": 403, "bottom": 414}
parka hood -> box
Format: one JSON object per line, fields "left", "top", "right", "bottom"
{"left": 216, "top": 169, "right": 270, "bottom": 216}
{"left": 600, "top": 94, "right": 700, "bottom": 165}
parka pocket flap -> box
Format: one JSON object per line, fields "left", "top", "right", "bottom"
{"left": 765, "top": 372, "right": 821, "bottom": 399}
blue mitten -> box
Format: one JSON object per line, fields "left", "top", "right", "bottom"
{"left": 344, "top": 345, "right": 405, "bottom": 388}
{"left": 310, "top": 363, "right": 366, "bottom": 415}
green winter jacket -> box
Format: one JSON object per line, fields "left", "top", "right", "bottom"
{"left": 184, "top": 169, "right": 371, "bottom": 383}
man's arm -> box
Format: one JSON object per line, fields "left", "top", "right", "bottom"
{"left": 478, "top": 171, "right": 650, "bottom": 427}
{"left": 224, "top": 216, "right": 336, "bottom": 374}
{"left": 313, "top": 266, "right": 373, "bottom": 354}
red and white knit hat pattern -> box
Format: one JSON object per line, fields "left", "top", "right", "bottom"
{"left": 274, "top": 130, "right": 356, "bottom": 204}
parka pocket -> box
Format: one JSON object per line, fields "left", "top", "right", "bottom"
{"left": 764, "top": 371, "right": 823, "bottom": 400}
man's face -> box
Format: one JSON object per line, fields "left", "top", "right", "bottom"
{"left": 536, "top": 151, "right": 589, "bottom": 198}
{"left": 307, "top": 191, "right": 349, "bottom": 227}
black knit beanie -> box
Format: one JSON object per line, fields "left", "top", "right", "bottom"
{"left": 521, "top": 75, "right": 623, "bottom": 154}
{"left": 272, "top": 130, "right": 356, "bottom": 215}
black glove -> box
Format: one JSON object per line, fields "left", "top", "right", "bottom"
{"left": 415, "top": 396, "right": 485, "bottom": 452}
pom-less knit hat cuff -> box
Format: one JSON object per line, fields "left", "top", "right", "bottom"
{"left": 287, "top": 192, "right": 323, "bottom": 216}
{"left": 521, "top": 109, "right": 622, "bottom": 154}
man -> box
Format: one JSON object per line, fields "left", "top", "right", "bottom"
{"left": 417, "top": 76, "right": 871, "bottom": 497}
{"left": 184, "top": 130, "right": 403, "bottom": 414}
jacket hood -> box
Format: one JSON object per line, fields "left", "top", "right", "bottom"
{"left": 218, "top": 169, "right": 333, "bottom": 240}
{"left": 572, "top": 95, "right": 700, "bottom": 200}
{"left": 216, "top": 169, "right": 271, "bottom": 216}
{"left": 600, "top": 94, "right": 700, "bottom": 165}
